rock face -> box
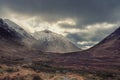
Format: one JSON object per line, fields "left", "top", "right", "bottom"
{"left": 32, "top": 30, "right": 80, "bottom": 53}
{"left": 88, "top": 27, "right": 120, "bottom": 57}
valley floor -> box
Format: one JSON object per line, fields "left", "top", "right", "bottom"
{"left": 0, "top": 65, "right": 85, "bottom": 80}
{"left": 0, "top": 63, "right": 120, "bottom": 80}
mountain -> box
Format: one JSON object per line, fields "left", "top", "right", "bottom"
{"left": 32, "top": 30, "right": 80, "bottom": 53}
{"left": 0, "top": 18, "right": 119, "bottom": 80}
{"left": 54, "top": 27, "right": 120, "bottom": 65}
{"left": 88, "top": 27, "right": 120, "bottom": 57}
{"left": 0, "top": 18, "right": 38, "bottom": 61}
{"left": 0, "top": 18, "right": 80, "bottom": 54}
{"left": 0, "top": 19, "right": 35, "bottom": 47}
{"left": 49, "top": 27, "right": 120, "bottom": 77}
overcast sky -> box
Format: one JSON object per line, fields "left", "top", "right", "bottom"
{"left": 0, "top": 0, "right": 120, "bottom": 49}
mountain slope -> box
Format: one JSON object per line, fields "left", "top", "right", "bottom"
{"left": 0, "top": 18, "right": 39, "bottom": 62}
{"left": 88, "top": 27, "right": 120, "bottom": 57}
{"left": 32, "top": 30, "right": 80, "bottom": 53}
{"left": 0, "top": 19, "right": 35, "bottom": 47}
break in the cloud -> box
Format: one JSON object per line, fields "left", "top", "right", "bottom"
{"left": 66, "top": 23, "right": 118, "bottom": 49}
{"left": 0, "top": 0, "right": 120, "bottom": 49}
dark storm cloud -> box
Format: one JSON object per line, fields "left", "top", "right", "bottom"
{"left": 0, "top": 0, "right": 120, "bottom": 25}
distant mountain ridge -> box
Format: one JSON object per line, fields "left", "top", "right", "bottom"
{"left": 33, "top": 30, "right": 81, "bottom": 53}
{"left": 0, "top": 18, "right": 80, "bottom": 53}
{"left": 0, "top": 18, "right": 120, "bottom": 56}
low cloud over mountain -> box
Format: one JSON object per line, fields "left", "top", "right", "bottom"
{"left": 0, "top": 0, "right": 120, "bottom": 49}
